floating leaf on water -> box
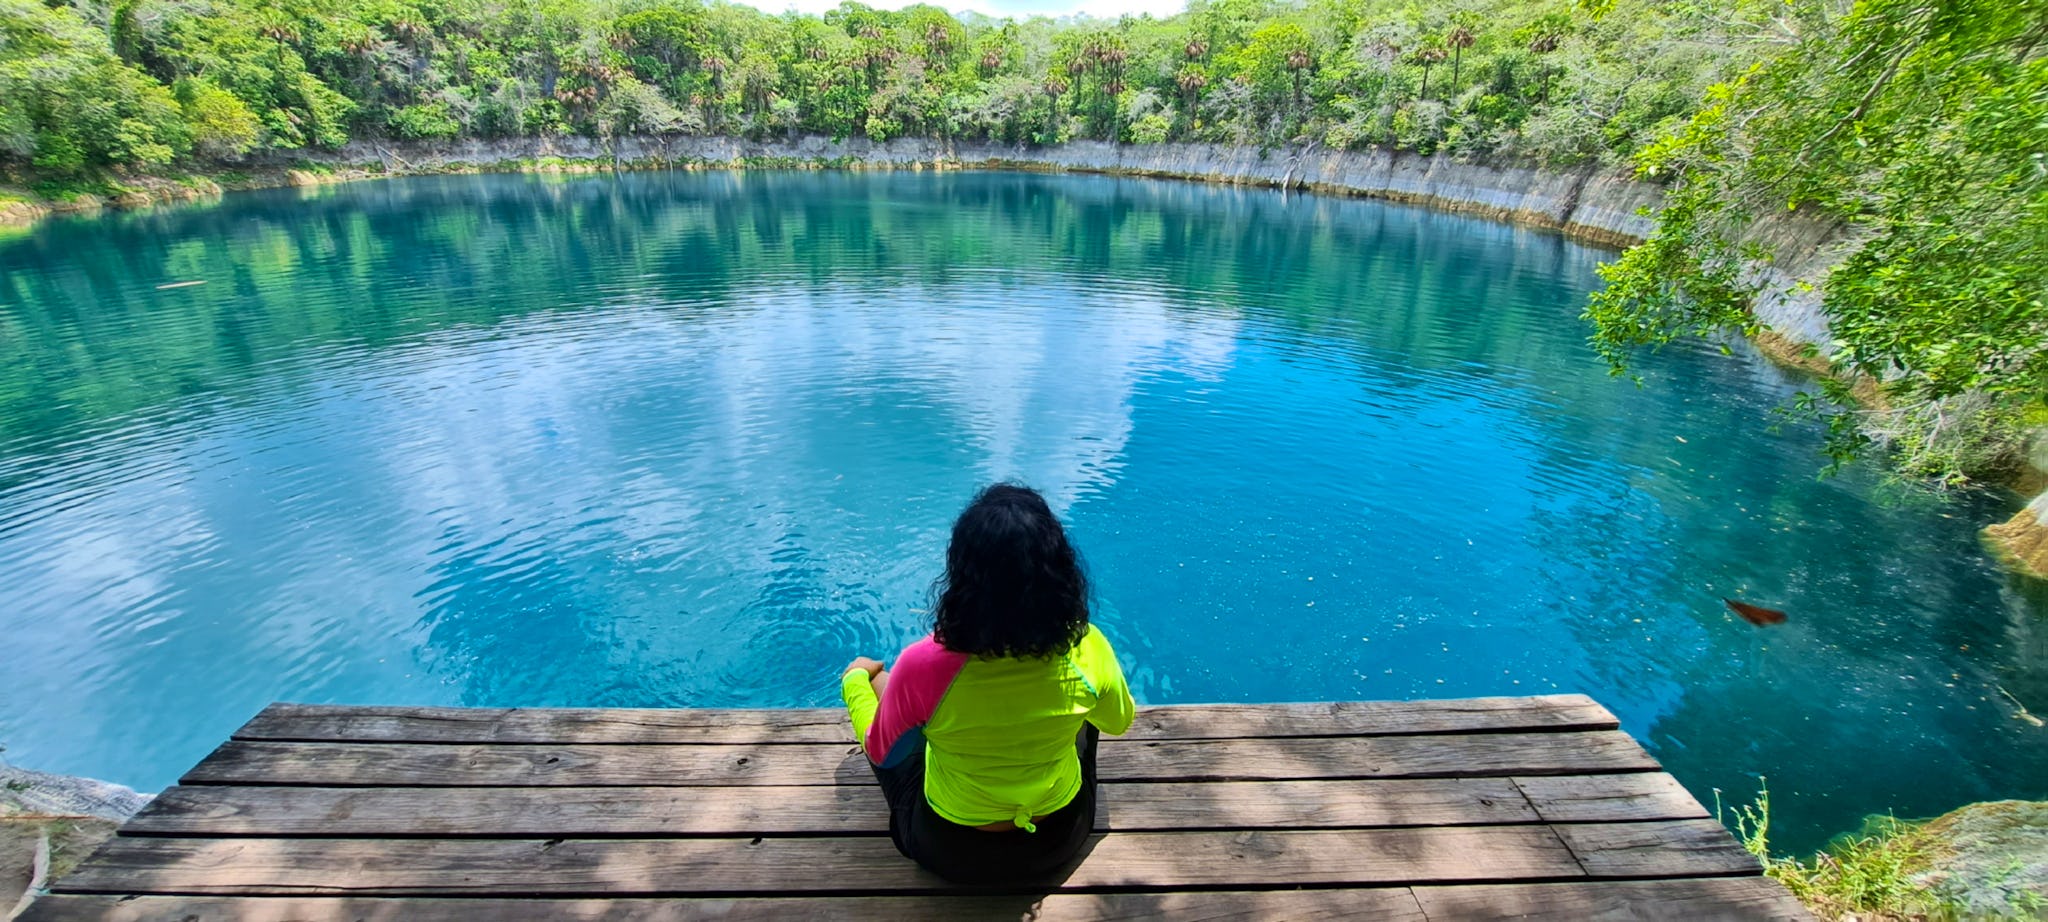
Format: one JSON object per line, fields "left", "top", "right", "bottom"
{"left": 1724, "top": 598, "right": 1788, "bottom": 627}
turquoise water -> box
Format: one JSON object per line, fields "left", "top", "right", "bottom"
{"left": 1, "top": 171, "right": 2042, "bottom": 852}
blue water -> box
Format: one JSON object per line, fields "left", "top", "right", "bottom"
{"left": 1, "top": 171, "right": 2042, "bottom": 852}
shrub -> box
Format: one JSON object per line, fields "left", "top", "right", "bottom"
{"left": 388, "top": 103, "right": 463, "bottom": 140}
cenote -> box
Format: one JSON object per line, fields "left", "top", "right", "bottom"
{"left": 2, "top": 171, "right": 2043, "bottom": 854}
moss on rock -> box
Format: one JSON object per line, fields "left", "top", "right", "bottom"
{"left": 1908, "top": 800, "right": 2048, "bottom": 918}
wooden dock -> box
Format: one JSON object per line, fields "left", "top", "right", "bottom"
{"left": 22, "top": 694, "right": 1809, "bottom": 920}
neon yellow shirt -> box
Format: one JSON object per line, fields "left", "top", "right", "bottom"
{"left": 842, "top": 624, "right": 1134, "bottom": 830}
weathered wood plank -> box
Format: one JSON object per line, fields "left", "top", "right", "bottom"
{"left": 54, "top": 827, "right": 1585, "bottom": 896}
{"left": 1132, "top": 696, "right": 1616, "bottom": 740}
{"left": 26, "top": 882, "right": 1810, "bottom": 922}
{"left": 1062, "top": 826, "right": 1581, "bottom": 889}
{"left": 1097, "top": 778, "right": 1539, "bottom": 830}
{"left": 234, "top": 705, "right": 856, "bottom": 745}
{"left": 127, "top": 784, "right": 888, "bottom": 836}
{"left": 1096, "top": 731, "right": 1658, "bottom": 782}
{"left": 1411, "top": 879, "right": 1813, "bottom": 921}
{"left": 1552, "top": 819, "right": 1765, "bottom": 878}
{"left": 182, "top": 740, "right": 861, "bottom": 787}
{"left": 18, "top": 888, "right": 1433, "bottom": 922}
{"left": 1514, "top": 773, "right": 1710, "bottom": 823}
{"left": 230, "top": 695, "right": 1615, "bottom": 745}
{"left": 126, "top": 777, "right": 1539, "bottom": 837}
{"left": 983, "top": 888, "right": 1431, "bottom": 921}
{"left": 15, "top": 895, "right": 1042, "bottom": 922}
{"left": 180, "top": 731, "right": 1656, "bottom": 787}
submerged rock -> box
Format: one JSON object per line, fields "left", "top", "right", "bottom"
{"left": 1909, "top": 800, "right": 2048, "bottom": 918}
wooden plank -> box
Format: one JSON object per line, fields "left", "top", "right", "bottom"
{"left": 18, "top": 888, "right": 1433, "bottom": 922}
{"left": 126, "top": 784, "right": 889, "bottom": 837}
{"left": 234, "top": 704, "right": 857, "bottom": 745}
{"left": 27, "top": 881, "right": 1811, "bottom": 920}
{"left": 1026, "top": 888, "right": 1430, "bottom": 921}
{"left": 1552, "top": 819, "right": 1764, "bottom": 878}
{"left": 1132, "top": 695, "right": 1616, "bottom": 740}
{"left": 14, "top": 895, "right": 1037, "bottom": 922}
{"left": 1096, "top": 731, "right": 1659, "bottom": 782}
{"left": 1412, "top": 879, "right": 1813, "bottom": 921}
{"left": 1062, "top": 826, "right": 1581, "bottom": 889}
{"left": 1514, "top": 773, "right": 1710, "bottom": 823}
{"left": 179, "top": 731, "right": 1655, "bottom": 787}
{"left": 182, "top": 740, "right": 862, "bottom": 787}
{"left": 1100, "top": 778, "right": 1538, "bottom": 830}
{"left": 229, "top": 695, "right": 1615, "bottom": 745}
{"left": 126, "top": 777, "right": 1538, "bottom": 837}
{"left": 54, "top": 827, "right": 1586, "bottom": 896}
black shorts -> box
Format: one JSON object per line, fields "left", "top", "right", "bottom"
{"left": 867, "top": 724, "right": 1100, "bottom": 884}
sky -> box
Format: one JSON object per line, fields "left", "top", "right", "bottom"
{"left": 728, "top": 0, "right": 1190, "bottom": 20}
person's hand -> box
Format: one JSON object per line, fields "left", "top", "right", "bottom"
{"left": 844, "top": 656, "right": 884, "bottom": 678}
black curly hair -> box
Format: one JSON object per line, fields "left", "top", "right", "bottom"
{"left": 930, "top": 483, "right": 1090, "bottom": 659}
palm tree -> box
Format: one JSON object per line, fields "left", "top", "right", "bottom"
{"left": 1042, "top": 75, "right": 1069, "bottom": 136}
{"left": 1063, "top": 55, "right": 1091, "bottom": 127}
{"left": 1527, "top": 32, "right": 1560, "bottom": 102}
{"left": 924, "top": 22, "right": 952, "bottom": 70}
{"left": 702, "top": 56, "right": 727, "bottom": 132}
{"left": 1087, "top": 36, "right": 1129, "bottom": 140}
{"left": 1286, "top": 48, "right": 1312, "bottom": 114}
{"left": 1175, "top": 65, "right": 1207, "bottom": 131}
{"left": 1415, "top": 46, "right": 1446, "bottom": 99}
{"left": 1447, "top": 26, "right": 1475, "bottom": 94}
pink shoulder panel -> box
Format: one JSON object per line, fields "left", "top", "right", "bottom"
{"left": 865, "top": 635, "right": 969, "bottom": 768}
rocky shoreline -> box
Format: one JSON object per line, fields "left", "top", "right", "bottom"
{"left": 1, "top": 764, "right": 149, "bottom": 916}
{"left": 4, "top": 136, "right": 1666, "bottom": 245}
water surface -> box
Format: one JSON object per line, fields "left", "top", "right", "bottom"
{"left": 2, "top": 171, "right": 2042, "bottom": 851}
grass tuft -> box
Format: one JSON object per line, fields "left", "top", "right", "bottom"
{"left": 1718, "top": 779, "right": 1965, "bottom": 921}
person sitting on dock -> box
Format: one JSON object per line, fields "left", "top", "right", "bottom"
{"left": 840, "top": 483, "right": 1136, "bottom": 883}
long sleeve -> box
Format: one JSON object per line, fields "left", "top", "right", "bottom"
{"left": 1078, "top": 625, "right": 1136, "bottom": 736}
{"left": 841, "top": 668, "right": 879, "bottom": 749}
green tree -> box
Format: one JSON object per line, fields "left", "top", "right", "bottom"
{"left": 174, "top": 77, "right": 261, "bottom": 155}
{"left": 0, "top": 0, "right": 189, "bottom": 177}
{"left": 1586, "top": 0, "right": 2048, "bottom": 481}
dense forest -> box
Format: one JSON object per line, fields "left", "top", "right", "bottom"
{"left": 1, "top": 0, "right": 1754, "bottom": 179}
{"left": 2, "top": 0, "right": 2043, "bottom": 482}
